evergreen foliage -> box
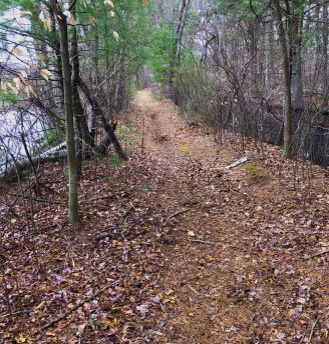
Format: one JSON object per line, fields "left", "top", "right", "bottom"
{"left": 148, "top": 24, "right": 175, "bottom": 83}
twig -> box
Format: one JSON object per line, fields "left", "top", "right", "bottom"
{"left": 122, "top": 205, "right": 135, "bottom": 218}
{"left": 34, "top": 282, "right": 116, "bottom": 335}
{"left": 307, "top": 317, "right": 319, "bottom": 343}
{"left": 0, "top": 309, "right": 33, "bottom": 318}
{"left": 9, "top": 194, "right": 65, "bottom": 205}
{"left": 99, "top": 226, "right": 120, "bottom": 233}
{"left": 38, "top": 224, "right": 57, "bottom": 231}
{"left": 190, "top": 239, "right": 217, "bottom": 245}
{"left": 93, "top": 226, "right": 122, "bottom": 241}
{"left": 93, "top": 232, "right": 114, "bottom": 241}
{"left": 311, "top": 250, "right": 329, "bottom": 259}
{"left": 150, "top": 274, "right": 161, "bottom": 286}
{"left": 120, "top": 232, "right": 127, "bottom": 241}
{"left": 186, "top": 284, "right": 200, "bottom": 295}
{"left": 85, "top": 195, "right": 115, "bottom": 202}
{"left": 20, "top": 131, "right": 41, "bottom": 197}
{"left": 163, "top": 208, "right": 190, "bottom": 226}
{"left": 1, "top": 268, "right": 12, "bottom": 322}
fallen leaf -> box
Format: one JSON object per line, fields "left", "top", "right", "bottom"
{"left": 15, "top": 334, "right": 27, "bottom": 343}
{"left": 150, "top": 296, "right": 161, "bottom": 303}
{"left": 46, "top": 331, "right": 56, "bottom": 336}
{"left": 136, "top": 304, "right": 149, "bottom": 314}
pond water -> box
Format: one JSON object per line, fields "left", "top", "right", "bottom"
{"left": 0, "top": 109, "right": 44, "bottom": 175}
{"left": 0, "top": 8, "right": 43, "bottom": 175}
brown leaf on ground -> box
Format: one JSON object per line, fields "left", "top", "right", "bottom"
{"left": 0, "top": 89, "right": 328, "bottom": 343}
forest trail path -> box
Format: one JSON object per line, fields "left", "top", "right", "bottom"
{"left": 1, "top": 90, "right": 328, "bottom": 343}
{"left": 129, "top": 89, "right": 329, "bottom": 343}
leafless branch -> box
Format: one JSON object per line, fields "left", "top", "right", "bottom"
{"left": 34, "top": 282, "right": 117, "bottom": 335}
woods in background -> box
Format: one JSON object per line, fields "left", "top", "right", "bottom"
{"left": 149, "top": 0, "right": 329, "bottom": 166}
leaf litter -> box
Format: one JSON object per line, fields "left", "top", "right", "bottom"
{"left": 0, "top": 89, "right": 328, "bottom": 343}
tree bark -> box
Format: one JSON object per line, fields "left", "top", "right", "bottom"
{"left": 77, "top": 76, "right": 127, "bottom": 160}
{"left": 51, "top": 0, "right": 79, "bottom": 224}
{"left": 71, "top": 22, "right": 94, "bottom": 167}
{"left": 273, "top": 0, "right": 293, "bottom": 158}
{"left": 321, "top": 4, "right": 329, "bottom": 101}
{"left": 290, "top": 1, "right": 304, "bottom": 119}
{"left": 174, "top": 0, "right": 191, "bottom": 69}
{"left": 169, "top": 0, "right": 191, "bottom": 104}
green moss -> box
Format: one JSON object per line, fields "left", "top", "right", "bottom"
{"left": 33, "top": 127, "right": 65, "bottom": 155}
{"left": 150, "top": 91, "right": 165, "bottom": 101}
{"left": 245, "top": 163, "right": 263, "bottom": 181}
{"left": 138, "top": 183, "right": 149, "bottom": 192}
{"left": 108, "top": 156, "right": 123, "bottom": 167}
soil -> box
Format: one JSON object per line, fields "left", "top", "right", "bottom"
{"left": 0, "top": 89, "right": 329, "bottom": 343}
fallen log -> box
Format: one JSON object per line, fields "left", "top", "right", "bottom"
{"left": 0, "top": 142, "right": 67, "bottom": 180}
{"left": 225, "top": 156, "right": 247, "bottom": 169}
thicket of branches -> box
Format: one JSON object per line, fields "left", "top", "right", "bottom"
{"left": 0, "top": 0, "right": 150, "bottom": 222}
{"left": 0, "top": 1, "right": 149, "bottom": 153}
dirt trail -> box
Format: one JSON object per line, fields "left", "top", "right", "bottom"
{"left": 1, "top": 89, "right": 328, "bottom": 343}
{"left": 131, "top": 90, "right": 329, "bottom": 343}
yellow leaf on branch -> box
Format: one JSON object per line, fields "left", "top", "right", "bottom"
{"left": 89, "top": 17, "right": 97, "bottom": 26}
{"left": 39, "top": 11, "right": 52, "bottom": 31}
{"left": 36, "top": 54, "right": 46, "bottom": 66}
{"left": 1, "top": 81, "right": 8, "bottom": 93}
{"left": 113, "top": 31, "right": 119, "bottom": 42}
{"left": 63, "top": 11, "right": 71, "bottom": 18}
{"left": 40, "top": 69, "right": 53, "bottom": 81}
{"left": 25, "top": 85, "right": 36, "bottom": 97}
{"left": 11, "top": 47, "right": 24, "bottom": 57}
{"left": 104, "top": 0, "right": 114, "bottom": 7}
{"left": 45, "top": 18, "right": 52, "bottom": 30}
{"left": 19, "top": 70, "right": 28, "bottom": 79}
{"left": 39, "top": 11, "right": 46, "bottom": 22}
{"left": 69, "top": 16, "right": 77, "bottom": 25}
{"left": 13, "top": 78, "right": 22, "bottom": 89}
{"left": 7, "top": 82, "right": 17, "bottom": 93}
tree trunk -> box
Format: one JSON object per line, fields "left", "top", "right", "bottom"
{"left": 273, "top": 0, "right": 293, "bottom": 158}
{"left": 174, "top": 0, "right": 191, "bottom": 68}
{"left": 71, "top": 22, "right": 94, "bottom": 166}
{"left": 321, "top": 4, "right": 329, "bottom": 102}
{"left": 51, "top": 0, "right": 79, "bottom": 224}
{"left": 290, "top": 2, "right": 304, "bottom": 119}
{"left": 77, "top": 76, "right": 127, "bottom": 160}
{"left": 169, "top": 0, "right": 191, "bottom": 104}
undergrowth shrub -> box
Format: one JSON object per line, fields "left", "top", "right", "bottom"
{"left": 108, "top": 156, "right": 123, "bottom": 167}
{"left": 173, "top": 58, "right": 226, "bottom": 128}
{"left": 38, "top": 127, "right": 65, "bottom": 153}
{"left": 245, "top": 163, "right": 263, "bottom": 181}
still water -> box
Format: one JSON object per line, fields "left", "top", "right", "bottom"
{"left": 0, "top": 109, "right": 44, "bottom": 175}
